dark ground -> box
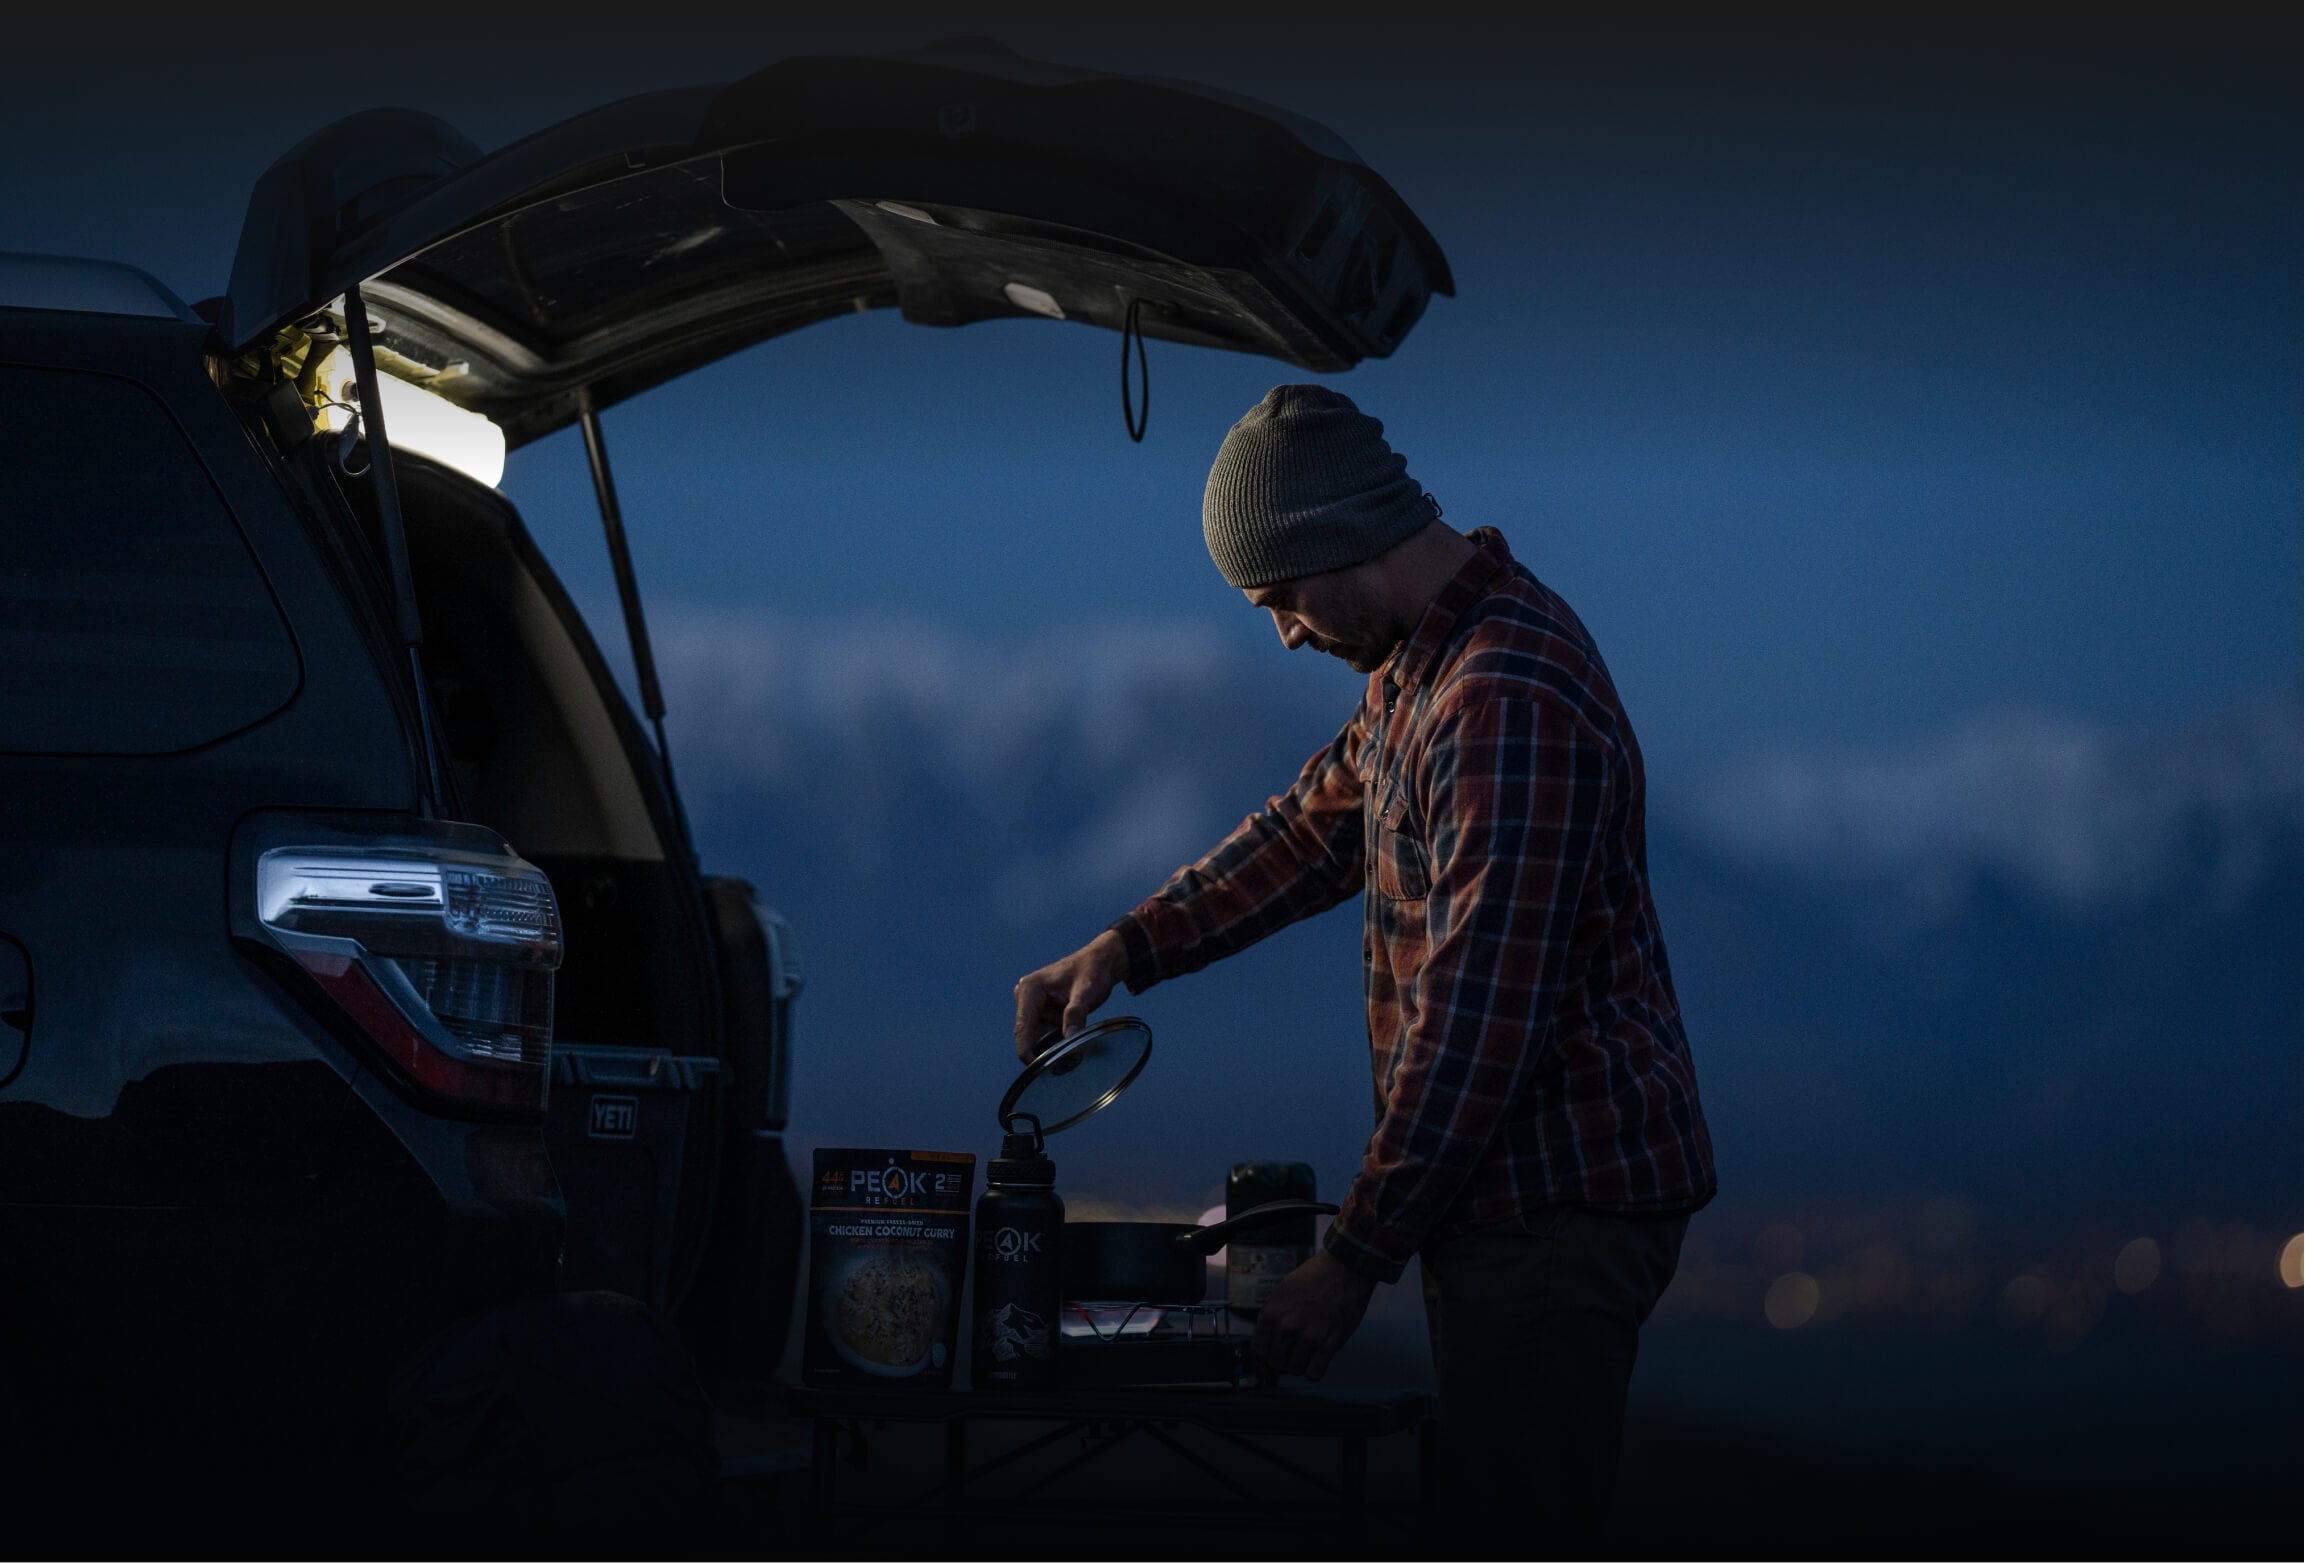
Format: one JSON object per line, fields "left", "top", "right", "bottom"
{"left": 711, "top": 1404, "right": 2300, "bottom": 1560}
{"left": 7, "top": 1299, "right": 2290, "bottom": 1557}
{"left": 710, "top": 1309, "right": 2302, "bottom": 1560}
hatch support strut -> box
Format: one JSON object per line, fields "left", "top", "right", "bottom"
{"left": 576, "top": 391, "right": 694, "bottom": 859}
{"left": 343, "top": 285, "right": 448, "bottom": 817}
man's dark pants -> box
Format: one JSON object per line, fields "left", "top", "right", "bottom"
{"left": 1420, "top": 1205, "right": 1689, "bottom": 1551}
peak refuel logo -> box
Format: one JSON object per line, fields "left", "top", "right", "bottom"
{"left": 847, "top": 1160, "right": 965, "bottom": 1206}
{"left": 990, "top": 1225, "right": 1044, "bottom": 1261}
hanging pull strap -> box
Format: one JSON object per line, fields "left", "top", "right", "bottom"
{"left": 1120, "top": 297, "right": 1150, "bottom": 442}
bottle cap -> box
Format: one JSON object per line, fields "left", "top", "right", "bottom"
{"left": 990, "top": 1115, "right": 1055, "bottom": 1186}
{"left": 989, "top": 1150, "right": 1055, "bottom": 1186}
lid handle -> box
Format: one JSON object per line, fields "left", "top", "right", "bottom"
{"left": 1000, "top": 1110, "right": 1047, "bottom": 1158}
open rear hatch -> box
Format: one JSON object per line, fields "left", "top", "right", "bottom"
{"left": 216, "top": 42, "right": 1452, "bottom": 1378}
{"left": 220, "top": 41, "right": 1453, "bottom": 447}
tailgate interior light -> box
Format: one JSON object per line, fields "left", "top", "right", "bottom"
{"left": 311, "top": 344, "right": 506, "bottom": 488}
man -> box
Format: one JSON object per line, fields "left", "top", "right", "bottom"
{"left": 1011, "top": 384, "right": 1714, "bottom": 1546}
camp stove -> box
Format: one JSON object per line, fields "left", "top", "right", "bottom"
{"left": 1053, "top": 1299, "right": 1258, "bottom": 1389}
{"left": 988, "top": 1021, "right": 1302, "bottom": 1391}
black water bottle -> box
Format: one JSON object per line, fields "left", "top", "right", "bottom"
{"left": 973, "top": 1114, "right": 1063, "bottom": 1390}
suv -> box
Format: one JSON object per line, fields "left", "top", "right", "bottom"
{"left": 0, "top": 39, "right": 1447, "bottom": 1522}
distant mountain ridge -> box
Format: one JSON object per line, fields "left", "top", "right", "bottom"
{"left": 656, "top": 612, "right": 2299, "bottom": 1234}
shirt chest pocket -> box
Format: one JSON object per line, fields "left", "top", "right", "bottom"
{"left": 1373, "top": 780, "right": 1431, "bottom": 902}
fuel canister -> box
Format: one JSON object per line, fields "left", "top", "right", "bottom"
{"left": 1225, "top": 1161, "right": 1317, "bottom": 1315}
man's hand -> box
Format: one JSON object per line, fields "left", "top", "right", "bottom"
{"left": 1011, "top": 930, "right": 1130, "bottom": 1061}
{"left": 1249, "top": 1250, "right": 1377, "bottom": 1381}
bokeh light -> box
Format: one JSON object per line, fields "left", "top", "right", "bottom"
{"left": 2044, "top": 1282, "right": 2107, "bottom": 1352}
{"left": 1999, "top": 1274, "right": 2050, "bottom": 1326}
{"left": 1661, "top": 1211, "right": 2296, "bottom": 1337}
{"left": 1764, "top": 1271, "right": 1820, "bottom": 1329}
{"left": 2113, "top": 1237, "right": 2161, "bottom": 1294}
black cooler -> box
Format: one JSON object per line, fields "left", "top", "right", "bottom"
{"left": 546, "top": 1044, "right": 722, "bottom": 1310}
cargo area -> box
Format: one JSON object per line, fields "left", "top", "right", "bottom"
{"left": 333, "top": 451, "right": 802, "bottom": 1368}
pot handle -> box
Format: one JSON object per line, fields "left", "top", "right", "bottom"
{"left": 1179, "top": 1199, "right": 1340, "bottom": 1256}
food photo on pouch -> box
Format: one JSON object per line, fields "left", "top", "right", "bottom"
{"left": 7, "top": 0, "right": 2297, "bottom": 1557}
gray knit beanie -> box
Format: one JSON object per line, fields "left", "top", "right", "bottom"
{"left": 1201, "top": 384, "right": 1438, "bottom": 590}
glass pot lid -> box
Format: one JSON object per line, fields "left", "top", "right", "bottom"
{"left": 997, "top": 1016, "right": 1152, "bottom": 1135}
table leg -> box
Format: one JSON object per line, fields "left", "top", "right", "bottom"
{"left": 943, "top": 1417, "right": 970, "bottom": 1549}
{"left": 1419, "top": 1415, "right": 1441, "bottom": 1520}
{"left": 810, "top": 1416, "right": 837, "bottom": 1539}
{"left": 1342, "top": 1435, "right": 1367, "bottom": 1536}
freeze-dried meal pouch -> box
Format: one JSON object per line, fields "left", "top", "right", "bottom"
{"left": 803, "top": 1148, "right": 975, "bottom": 1388}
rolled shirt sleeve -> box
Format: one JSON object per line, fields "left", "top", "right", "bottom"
{"left": 1323, "top": 691, "right": 1610, "bottom": 1283}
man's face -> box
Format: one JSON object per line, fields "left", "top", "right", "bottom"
{"left": 1243, "top": 563, "right": 1405, "bottom": 675}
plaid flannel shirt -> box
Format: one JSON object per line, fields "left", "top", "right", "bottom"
{"left": 1111, "top": 527, "right": 1715, "bottom": 1284}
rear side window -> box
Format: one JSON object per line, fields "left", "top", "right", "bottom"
{"left": 0, "top": 366, "right": 298, "bottom": 754}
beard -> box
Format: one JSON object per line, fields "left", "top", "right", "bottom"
{"left": 1305, "top": 588, "right": 1406, "bottom": 672}
{"left": 1319, "top": 637, "right": 1396, "bottom": 673}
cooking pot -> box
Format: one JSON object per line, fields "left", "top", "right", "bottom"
{"left": 1062, "top": 1200, "right": 1339, "bottom": 1305}
{"left": 993, "top": 1020, "right": 1337, "bottom": 1303}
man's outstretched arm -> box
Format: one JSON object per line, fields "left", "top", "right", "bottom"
{"left": 1011, "top": 704, "right": 1370, "bottom": 1059}
{"left": 1109, "top": 704, "right": 1371, "bottom": 988}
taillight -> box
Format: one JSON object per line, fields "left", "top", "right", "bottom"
{"left": 255, "top": 846, "right": 561, "bottom": 1116}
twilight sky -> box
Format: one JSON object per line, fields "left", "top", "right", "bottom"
{"left": 3, "top": 12, "right": 2294, "bottom": 775}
